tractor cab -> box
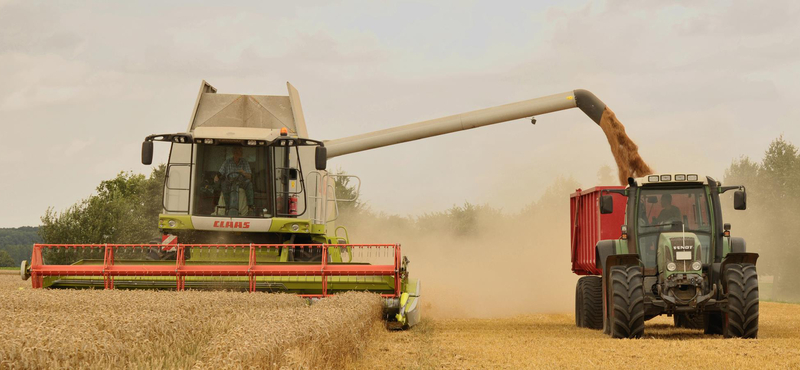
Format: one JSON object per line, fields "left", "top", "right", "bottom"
{"left": 612, "top": 174, "right": 746, "bottom": 275}
{"left": 631, "top": 179, "right": 714, "bottom": 272}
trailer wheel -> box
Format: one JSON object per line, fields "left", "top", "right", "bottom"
{"left": 575, "top": 279, "right": 583, "bottom": 327}
{"left": 704, "top": 312, "right": 724, "bottom": 335}
{"left": 674, "top": 313, "right": 704, "bottom": 330}
{"left": 575, "top": 276, "right": 603, "bottom": 330}
{"left": 724, "top": 263, "right": 759, "bottom": 338}
{"left": 609, "top": 265, "right": 645, "bottom": 339}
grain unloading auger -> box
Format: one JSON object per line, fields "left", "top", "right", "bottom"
{"left": 22, "top": 82, "right": 609, "bottom": 329}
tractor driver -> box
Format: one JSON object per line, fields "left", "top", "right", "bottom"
{"left": 654, "top": 193, "right": 681, "bottom": 225}
{"left": 214, "top": 146, "right": 255, "bottom": 216}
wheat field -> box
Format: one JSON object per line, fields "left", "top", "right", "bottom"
{"left": 0, "top": 276, "right": 382, "bottom": 369}
{"left": 4, "top": 275, "right": 800, "bottom": 369}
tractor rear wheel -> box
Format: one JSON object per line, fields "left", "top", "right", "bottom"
{"left": 724, "top": 263, "right": 759, "bottom": 338}
{"left": 575, "top": 276, "right": 603, "bottom": 330}
{"left": 609, "top": 265, "right": 645, "bottom": 339}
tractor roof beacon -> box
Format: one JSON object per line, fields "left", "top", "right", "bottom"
{"left": 571, "top": 173, "right": 757, "bottom": 338}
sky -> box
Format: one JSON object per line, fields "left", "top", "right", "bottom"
{"left": 1, "top": 0, "right": 799, "bottom": 227}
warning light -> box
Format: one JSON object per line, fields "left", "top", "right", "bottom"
{"left": 280, "top": 127, "right": 288, "bottom": 136}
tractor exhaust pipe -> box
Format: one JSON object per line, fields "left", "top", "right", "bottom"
{"left": 325, "top": 89, "right": 606, "bottom": 158}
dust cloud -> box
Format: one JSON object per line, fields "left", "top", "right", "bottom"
{"left": 598, "top": 108, "right": 653, "bottom": 184}
{"left": 337, "top": 106, "right": 659, "bottom": 318}
{"left": 343, "top": 177, "right": 580, "bottom": 318}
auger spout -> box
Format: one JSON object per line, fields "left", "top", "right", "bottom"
{"left": 324, "top": 89, "right": 607, "bottom": 158}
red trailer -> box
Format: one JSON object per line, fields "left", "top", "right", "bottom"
{"left": 570, "top": 186, "right": 627, "bottom": 275}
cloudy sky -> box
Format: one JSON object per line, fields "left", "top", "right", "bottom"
{"left": 1, "top": 0, "right": 799, "bottom": 227}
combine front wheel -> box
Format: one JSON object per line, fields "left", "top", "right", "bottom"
{"left": 608, "top": 265, "right": 645, "bottom": 339}
{"left": 724, "top": 263, "right": 759, "bottom": 338}
{"left": 20, "top": 260, "right": 30, "bottom": 281}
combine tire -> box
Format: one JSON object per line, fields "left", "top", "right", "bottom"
{"left": 575, "top": 276, "right": 603, "bottom": 330}
{"left": 724, "top": 263, "right": 759, "bottom": 338}
{"left": 608, "top": 265, "right": 645, "bottom": 339}
{"left": 674, "top": 313, "right": 704, "bottom": 330}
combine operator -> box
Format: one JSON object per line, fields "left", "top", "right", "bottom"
{"left": 214, "top": 146, "right": 255, "bottom": 216}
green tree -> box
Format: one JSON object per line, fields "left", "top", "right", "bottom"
{"left": 40, "top": 165, "right": 166, "bottom": 244}
{"left": 331, "top": 169, "right": 367, "bottom": 217}
{"left": 0, "top": 227, "right": 42, "bottom": 265}
{"left": 0, "top": 250, "right": 14, "bottom": 267}
{"left": 723, "top": 136, "right": 800, "bottom": 302}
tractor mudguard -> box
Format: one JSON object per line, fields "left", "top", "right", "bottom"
{"left": 721, "top": 252, "right": 758, "bottom": 274}
{"left": 730, "top": 237, "right": 747, "bottom": 254}
{"left": 719, "top": 252, "right": 758, "bottom": 295}
{"left": 604, "top": 254, "right": 641, "bottom": 272}
{"left": 595, "top": 240, "right": 617, "bottom": 271}
{"left": 722, "top": 252, "right": 758, "bottom": 268}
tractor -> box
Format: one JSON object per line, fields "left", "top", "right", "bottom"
{"left": 572, "top": 174, "right": 757, "bottom": 338}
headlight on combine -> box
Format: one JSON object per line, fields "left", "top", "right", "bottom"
{"left": 168, "top": 220, "right": 177, "bottom": 228}
{"left": 667, "top": 262, "right": 677, "bottom": 272}
{"left": 692, "top": 261, "right": 702, "bottom": 271}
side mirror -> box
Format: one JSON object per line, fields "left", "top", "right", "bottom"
{"left": 315, "top": 146, "right": 327, "bottom": 171}
{"left": 141, "top": 141, "right": 153, "bottom": 165}
{"left": 733, "top": 190, "right": 746, "bottom": 210}
{"left": 599, "top": 194, "right": 614, "bottom": 214}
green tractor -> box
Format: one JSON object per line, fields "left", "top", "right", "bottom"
{"left": 574, "top": 174, "right": 757, "bottom": 338}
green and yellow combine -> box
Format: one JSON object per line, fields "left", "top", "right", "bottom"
{"left": 23, "top": 81, "right": 618, "bottom": 329}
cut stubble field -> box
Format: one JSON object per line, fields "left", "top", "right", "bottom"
{"left": 353, "top": 302, "right": 800, "bottom": 369}
{"left": 2, "top": 275, "right": 800, "bottom": 369}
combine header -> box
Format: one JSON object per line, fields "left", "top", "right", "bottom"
{"left": 25, "top": 244, "right": 403, "bottom": 297}
{"left": 23, "top": 81, "right": 615, "bottom": 329}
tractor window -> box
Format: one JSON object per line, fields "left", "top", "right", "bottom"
{"left": 193, "top": 145, "right": 272, "bottom": 217}
{"left": 636, "top": 187, "right": 712, "bottom": 268}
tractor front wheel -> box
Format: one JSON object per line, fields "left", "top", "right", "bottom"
{"left": 575, "top": 276, "right": 603, "bottom": 330}
{"left": 724, "top": 263, "right": 759, "bottom": 338}
{"left": 608, "top": 265, "right": 645, "bottom": 339}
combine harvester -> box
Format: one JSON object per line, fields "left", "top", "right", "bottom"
{"left": 23, "top": 81, "right": 617, "bottom": 329}
{"left": 571, "top": 178, "right": 757, "bottom": 338}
